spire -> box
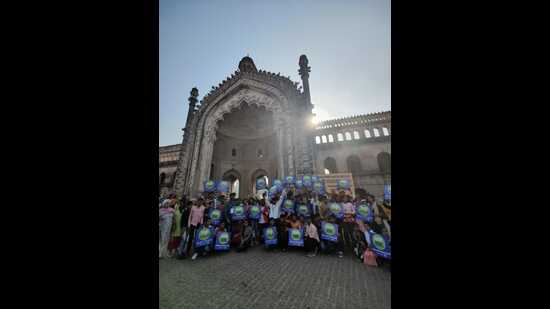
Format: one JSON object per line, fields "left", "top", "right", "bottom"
{"left": 298, "top": 55, "right": 312, "bottom": 106}
{"left": 185, "top": 87, "right": 199, "bottom": 128}
{"left": 238, "top": 56, "right": 257, "bottom": 73}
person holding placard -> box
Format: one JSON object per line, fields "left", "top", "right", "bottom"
{"left": 186, "top": 199, "right": 206, "bottom": 258}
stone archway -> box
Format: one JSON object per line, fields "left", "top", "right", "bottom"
{"left": 189, "top": 82, "right": 292, "bottom": 196}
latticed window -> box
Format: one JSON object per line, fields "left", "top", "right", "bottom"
{"left": 328, "top": 134, "right": 334, "bottom": 142}
{"left": 337, "top": 133, "right": 344, "bottom": 141}
{"left": 365, "top": 130, "right": 371, "bottom": 138}
{"left": 345, "top": 132, "right": 352, "bottom": 140}
{"left": 322, "top": 135, "right": 327, "bottom": 143}
{"left": 353, "top": 131, "right": 360, "bottom": 140}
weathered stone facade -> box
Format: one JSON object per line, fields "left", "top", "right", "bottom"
{"left": 160, "top": 56, "right": 390, "bottom": 199}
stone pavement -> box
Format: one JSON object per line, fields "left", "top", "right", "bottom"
{"left": 159, "top": 246, "right": 391, "bottom": 309}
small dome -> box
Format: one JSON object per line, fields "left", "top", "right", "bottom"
{"left": 238, "top": 56, "right": 257, "bottom": 73}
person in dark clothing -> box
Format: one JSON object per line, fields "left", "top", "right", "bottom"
{"left": 320, "top": 215, "right": 345, "bottom": 258}
{"left": 237, "top": 220, "right": 253, "bottom": 252}
{"left": 277, "top": 212, "right": 290, "bottom": 252}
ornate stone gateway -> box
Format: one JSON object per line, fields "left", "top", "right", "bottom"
{"left": 174, "top": 56, "right": 316, "bottom": 198}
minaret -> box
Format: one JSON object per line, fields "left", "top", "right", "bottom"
{"left": 185, "top": 87, "right": 199, "bottom": 129}
{"left": 298, "top": 55, "right": 312, "bottom": 107}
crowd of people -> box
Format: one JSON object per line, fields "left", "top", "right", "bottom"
{"left": 159, "top": 183, "right": 391, "bottom": 267}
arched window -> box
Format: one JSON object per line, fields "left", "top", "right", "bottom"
{"left": 337, "top": 133, "right": 344, "bottom": 141}
{"left": 345, "top": 132, "right": 352, "bottom": 141}
{"left": 382, "top": 127, "right": 390, "bottom": 136}
{"left": 377, "top": 152, "right": 391, "bottom": 174}
{"left": 328, "top": 134, "right": 334, "bottom": 142}
{"left": 373, "top": 128, "right": 380, "bottom": 137}
{"left": 346, "top": 155, "right": 362, "bottom": 175}
{"left": 232, "top": 148, "right": 236, "bottom": 156}
{"left": 365, "top": 129, "right": 372, "bottom": 138}
{"left": 315, "top": 136, "right": 321, "bottom": 144}
{"left": 324, "top": 157, "right": 337, "bottom": 174}
{"left": 257, "top": 149, "right": 263, "bottom": 158}
{"left": 353, "top": 131, "right": 360, "bottom": 140}
{"left": 321, "top": 135, "right": 327, "bottom": 143}
{"left": 160, "top": 172, "right": 166, "bottom": 185}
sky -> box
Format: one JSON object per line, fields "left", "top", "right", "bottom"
{"left": 160, "top": 0, "right": 390, "bottom": 146}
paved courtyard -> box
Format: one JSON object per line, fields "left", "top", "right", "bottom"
{"left": 159, "top": 246, "right": 391, "bottom": 309}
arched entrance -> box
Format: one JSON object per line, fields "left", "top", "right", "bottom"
{"left": 222, "top": 169, "right": 241, "bottom": 198}
{"left": 175, "top": 56, "right": 316, "bottom": 198}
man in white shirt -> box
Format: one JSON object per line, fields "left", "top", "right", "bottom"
{"left": 267, "top": 188, "right": 287, "bottom": 220}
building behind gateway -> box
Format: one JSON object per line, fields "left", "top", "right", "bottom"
{"left": 160, "top": 56, "right": 390, "bottom": 199}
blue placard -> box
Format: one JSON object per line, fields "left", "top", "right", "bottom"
{"left": 336, "top": 179, "right": 350, "bottom": 191}
{"left": 384, "top": 184, "right": 391, "bottom": 201}
{"left": 214, "top": 231, "right": 230, "bottom": 251}
{"left": 282, "top": 198, "right": 295, "bottom": 214}
{"left": 328, "top": 202, "right": 344, "bottom": 219}
{"left": 355, "top": 203, "right": 374, "bottom": 223}
{"left": 263, "top": 227, "right": 278, "bottom": 245}
{"left": 203, "top": 180, "right": 217, "bottom": 193}
{"left": 296, "top": 204, "right": 310, "bottom": 218}
{"left": 312, "top": 181, "right": 325, "bottom": 195}
{"left": 321, "top": 221, "right": 339, "bottom": 242}
{"left": 269, "top": 185, "right": 279, "bottom": 196}
{"left": 273, "top": 179, "right": 283, "bottom": 190}
{"left": 209, "top": 208, "right": 223, "bottom": 226}
{"left": 311, "top": 176, "right": 321, "bottom": 183}
{"left": 284, "top": 175, "right": 295, "bottom": 186}
{"left": 302, "top": 175, "right": 313, "bottom": 188}
{"left": 367, "top": 230, "right": 391, "bottom": 259}
{"left": 217, "top": 181, "right": 230, "bottom": 193}
{"left": 295, "top": 179, "right": 304, "bottom": 189}
{"left": 288, "top": 228, "right": 304, "bottom": 247}
{"left": 194, "top": 226, "right": 214, "bottom": 248}
{"left": 231, "top": 204, "right": 246, "bottom": 221}
{"left": 256, "top": 178, "right": 267, "bottom": 190}
{"left": 248, "top": 205, "right": 261, "bottom": 220}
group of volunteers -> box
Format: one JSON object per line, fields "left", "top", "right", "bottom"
{"left": 159, "top": 176, "right": 391, "bottom": 267}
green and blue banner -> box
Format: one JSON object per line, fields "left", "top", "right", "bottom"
{"left": 296, "top": 204, "right": 310, "bottom": 218}
{"left": 328, "top": 202, "right": 344, "bottom": 219}
{"left": 295, "top": 179, "right": 304, "bottom": 189}
{"left": 203, "top": 180, "right": 217, "bottom": 193}
{"left": 320, "top": 221, "right": 339, "bottom": 242}
{"left": 282, "top": 198, "right": 295, "bottom": 214}
{"left": 256, "top": 178, "right": 267, "bottom": 190}
{"left": 263, "top": 226, "right": 278, "bottom": 245}
{"left": 273, "top": 179, "right": 283, "bottom": 189}
{"left": 313, "top": 181, "right": 325, "bottom": 195}
{"left": 231, "top": 204, "right": 246, "bottom": 221}
{"left": 217, "top": 181, "right": 230, "bottom": 193}
{"left": 355, "top": 203, "right": 374, "bottom": 223}
{"left": 302, "top": 175, "right": 313, "bottom": 188}
{"left": 367, "top": 230, "right": 391, "bottom": 259}
{"left": 269, "top": 185, "right": 279, "bottom": 196}
{"left": 209, "top": 208, "right": 223, "bottom": 226}
{"left": 248, "top": 205, "right": 261, "bottom": 220}
{"left": 336, "top": 179, "right": 351, "bottom": 191}
{"left": 311, "top": 176, "right": 321, "bottom": 183}
{"left": 194, "top": 226, "right": 214, "bottom": 248}
{"left": 288, "top": 228, "right": 304, "bottom": 247}
{"left": 214, "top": 231, "right": 230, "bottom": 251}
{"left": 284, "top": 175, "right": 295, "bottom": 186}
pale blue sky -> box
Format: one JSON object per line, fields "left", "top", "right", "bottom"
{"left": 160, "top": 0, "right": 390, "bottom": 146}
